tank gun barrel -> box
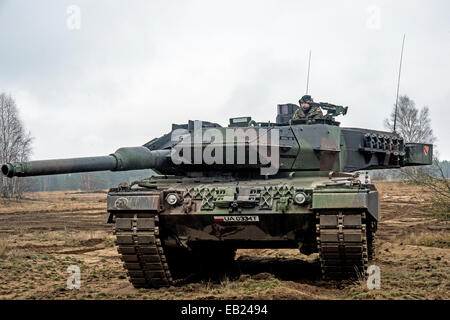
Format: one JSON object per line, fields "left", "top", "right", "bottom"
{"left": 1, "top": 147, "right": 170, "bottom": 178}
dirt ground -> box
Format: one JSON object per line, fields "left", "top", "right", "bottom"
{"left": 0, "top": 181, "right": 448, "bottom": 300}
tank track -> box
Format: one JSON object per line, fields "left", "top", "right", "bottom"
{"left": 114, "top": 211, "right": 372, "bottom": 286}
{"left": 367, "top": 220, "right": 377, "bottom": 261}
{"left": 316, "top": 211, "right": 368, "bottom": 279}
{"left": 114, "top": 214, "right": 174, "bottom": 288}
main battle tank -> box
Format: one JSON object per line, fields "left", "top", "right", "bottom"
{"left": 2, "top": 101, "right": 433, "bottom": 287}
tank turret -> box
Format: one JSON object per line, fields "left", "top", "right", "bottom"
{"left": 2, "top": 118, "right": 432, "bottom": 178}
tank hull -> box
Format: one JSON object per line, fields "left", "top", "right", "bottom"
{"left": 107, "top": 173, "right": 378, "bottom": 287}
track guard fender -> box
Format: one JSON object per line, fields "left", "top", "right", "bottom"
{"left": 312, "top": 188, "right": 379, "bottom": 221}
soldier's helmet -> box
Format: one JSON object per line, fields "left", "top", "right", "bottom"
{"left": 299, "top": 95, "right": 313, "bottom": 104}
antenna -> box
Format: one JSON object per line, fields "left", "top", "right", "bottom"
{"left": 393, "top": 34, "right": 406, "bottom": 132}
{"left": 306, "top": 50, "right": 311, "bottom": 94}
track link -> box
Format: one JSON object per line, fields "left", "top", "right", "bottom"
{"left": 114, "top": 214, "right": 173, "bottom": 288}
{"left": 316, "top": 211, "right": 368, "bottom": 279}
{"left": 367, "top": 219, "right": 377, "bottom": 261}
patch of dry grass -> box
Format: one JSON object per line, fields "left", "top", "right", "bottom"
{"left": 5, "top": 248, "right": 30, "bottom": 259}
{"left": 408, "top": 232, "right": 450, "bottom": 248}
{"left": 0, "top": 239, "right": 7, "bottom": 258}
{"left": 71, "top": 231, "right": 108, "bottom": 241}
{"left": 431, "top": 208, "right": 450, "bottom": 221}
{"left": 41, "top": 230, "right": 110, "bottom": 245}
{"left": 218, "top": 273, "right": 280, "bottom": 298}
{"left": 0, "top": 190, "right": 106, "bottom": 214}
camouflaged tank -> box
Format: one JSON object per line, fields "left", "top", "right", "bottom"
{"left": 1, "top": 101, "right": 433, "bottom": 287}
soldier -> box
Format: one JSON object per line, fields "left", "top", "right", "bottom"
{"left": 291, "top": 95, "right": 324, "bottom": 121}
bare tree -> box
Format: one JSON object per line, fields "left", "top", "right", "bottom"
{"left": 0, "top": 93, "right": 33, "bottom": 198}
{"left": 384, "top": 95, "right": 448, "bottom": 217}
{"left": 384, "top": 95, "right": 435, "bottom": 144}
{"left": 384, "top": 95, "right": 436, "bottom": 179}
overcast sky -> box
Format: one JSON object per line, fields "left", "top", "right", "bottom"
{"left": 0, "top": 0, "right": 449, "bottom": 161}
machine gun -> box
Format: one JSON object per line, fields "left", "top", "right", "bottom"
{"left": 310, "top": 102, "right": 348, "bottom": 118}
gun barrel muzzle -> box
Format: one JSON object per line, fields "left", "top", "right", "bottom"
{"left": 1, "top": 156, "right": 118, "bottom": 178}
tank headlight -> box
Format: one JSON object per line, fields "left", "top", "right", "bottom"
{"left": 294, "top": 192, "right": 306, "bottom": 205}
{"left": 166, "top": 194, "right": 179, "bottom": 206}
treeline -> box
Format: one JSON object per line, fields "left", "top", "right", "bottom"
{"left": 370, "top": 160, "right": 449, "bottom": 180}
{"left": 26, "top": 169, "right": 155, "bottom": 192}
{"left": 437, "top": 160, "right": 450, "bottom": 178}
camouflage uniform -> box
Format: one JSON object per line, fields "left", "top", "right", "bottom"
{"left": 292, "top": 105, "right": 324, "bottom": 121}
